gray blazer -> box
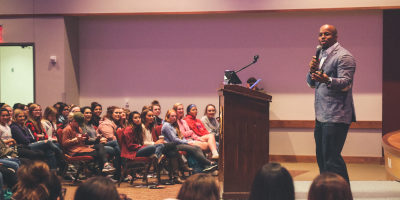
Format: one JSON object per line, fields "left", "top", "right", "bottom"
{"left": 307, "top": 43, "right": 356, "bottom": 124}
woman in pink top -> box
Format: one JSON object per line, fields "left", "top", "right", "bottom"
{"left": 173, "top": 103, "right": 219, "bottom": 159}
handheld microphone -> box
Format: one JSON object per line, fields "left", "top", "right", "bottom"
{"left": 315, "top": 45, "right": 322, "bottom": 61}
{"left": 253, "top": 55, "right": 259, "bottom": 63}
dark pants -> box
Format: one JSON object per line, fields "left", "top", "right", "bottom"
{"left": 176, "top": 144, "right": 210, "bottom": 166}
{"left": 314, "top": 120, "right": 350, "bottom": 184}
{"left": 75, "top": 144, "right": 108, "bottom": 171}
{"left": 0, "top": 167, "right": 17, "bottom": 189}
{"left": 163, "top": 142, "right": 177, "bottom": 158}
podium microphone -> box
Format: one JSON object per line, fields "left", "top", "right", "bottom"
{"left": 253, "top": 55, "right": 259, "bottom": 63}
{"left": 315, "top": 45, "right": 322, "bottom": 61}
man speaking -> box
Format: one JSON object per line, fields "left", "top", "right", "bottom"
{"left": 307, "top": 24, "right": 356, "bottom": 185}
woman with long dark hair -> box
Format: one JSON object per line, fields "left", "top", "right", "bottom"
{"left": 57, "top": 103, "right": 70, "bottom": 126}
{"left": 90, "top": 102, "right": 102, "bottom": 127}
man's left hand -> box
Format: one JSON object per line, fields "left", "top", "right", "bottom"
{"left": 311, "top": 71, "right": 329, "bottom": 83}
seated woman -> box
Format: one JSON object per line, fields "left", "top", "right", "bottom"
{"left": 248, "top": 163, "right": 295, "bottom": 200}
{"left": 81, "top": 107, "right": 97, "bottom": 139}
{"left": 308, "top": 172, "right": 352, "bottom": 200}
{"left": 151, "top": 100, "right": 163, "bottom": 126}
{"left": 177, "top": 173, "right": 220, "bottom": 200}
{"left": 162, "top": 109, "right": 218, "bottom": 173}
{"left": 200, "top": 104, "right": 220, "bottom": 142}
{"left": 10, "top": 109, "right": 61, "bottom": 170}
{"left": 57, "top": 103, "right": 70, "bottom": 126}
{"left": 82, "top": 106, "right": 122, "bottom": 181}
{"left": 178, "top": 104, "right": 218, "bottom": 159}
{"left": 25, "top": 104, "right": 47, "bottom": 141}
{"left": 119, "top": 108, "right": 129, "bottom": 128}
{"left": 41, "top": 106, "right": 58, "bottom": 142}
{"left": 90, "top": 102, "right": 102, "bottom": 127}
{"left": 12, "top": 161, "right": 63, "bottom": 200}
{"left": 62, "top": 112, "right": 115, "bottom": 173}
{"left": 96, "top": 106, "right": 120, "bottom": 141}
{"left": 70, "top": 106, "right": 81, "bottom": 114}
{"left": 1, "top": 104, "right": 13, "bottom": 125}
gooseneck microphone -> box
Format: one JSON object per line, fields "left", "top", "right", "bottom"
{"left": 315, "top": 45, "right": 322, "bottom": 61}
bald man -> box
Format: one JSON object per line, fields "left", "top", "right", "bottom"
{"left": 306, "top": 24, "right": 356, "bottom": 185}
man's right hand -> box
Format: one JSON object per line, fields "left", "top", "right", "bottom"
{"left": 309, "top": 56, "right": 319, "bottom": 74}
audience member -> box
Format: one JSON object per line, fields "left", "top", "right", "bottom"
{"left": 70, "top": 106, "right": 81, "bottom": 114}
{"left": 1, "top": 104, "right": 13, "bottom": 125}
{"left": 162, "top": 109, "right": 217, "bottom": 173}
{"left": 57, "top": 103, "right": 69, "bottom": 126}
{"left": 0, "top": 108, "right": 15, "bottom": 146}
{"left": 96, "top": 106, "right": 122, "bottom": 180}
{"left": 248, "top": 163, "right": 295, "bottom": 200}
{"left": 41, "top": 106, "right": 58, "bottom": 142}
{"left": 151, "top": 100, "right": 163, "bottom": 125}
{"left": 182, "top": 104, "right": 218, "bottom": 159}
{"left": 119, "top": 108, "right": 129, "bottom": 128}
{"left": 308, "top": 172, "right": 353, "bottom": 200}
{"left": 74, "top": 177, "right": 120, "bottom": 200}
{"left": 200, "top": 104, "right": 220, "bottom": 142}
{"left": 176, "top": 173, "right": 219, "bottom": 200}
{"left": 96, "top": 106, "right": 120, "bottom": 141}
{"left": 25, "top": 104, "right": 47, "bottom": 141}
{"left": 81, "top": 107, "right": 97, "bottom": 138}
{"left": 90, "top": 102, "right": 102, "bottom": 127}
{"left": 12, "top": 161, "right": 63, "bottom": 200}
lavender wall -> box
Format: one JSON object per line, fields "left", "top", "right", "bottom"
{"left": 79, "top": 10, "right": 383, "bottom": 156}
{"left": 79, "top": 10, "right": 382, "bottom": 119}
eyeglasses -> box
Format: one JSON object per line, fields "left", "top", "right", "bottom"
{"left": 33, "top": 109, "right": 42, "bottom": 112}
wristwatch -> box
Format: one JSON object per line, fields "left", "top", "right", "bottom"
{"left": 326, "top": 78, "right": 332, "bottom": 85}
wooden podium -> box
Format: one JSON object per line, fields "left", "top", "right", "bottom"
{"left": 218, "top": 84, "right": 272, "bottom": 199}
